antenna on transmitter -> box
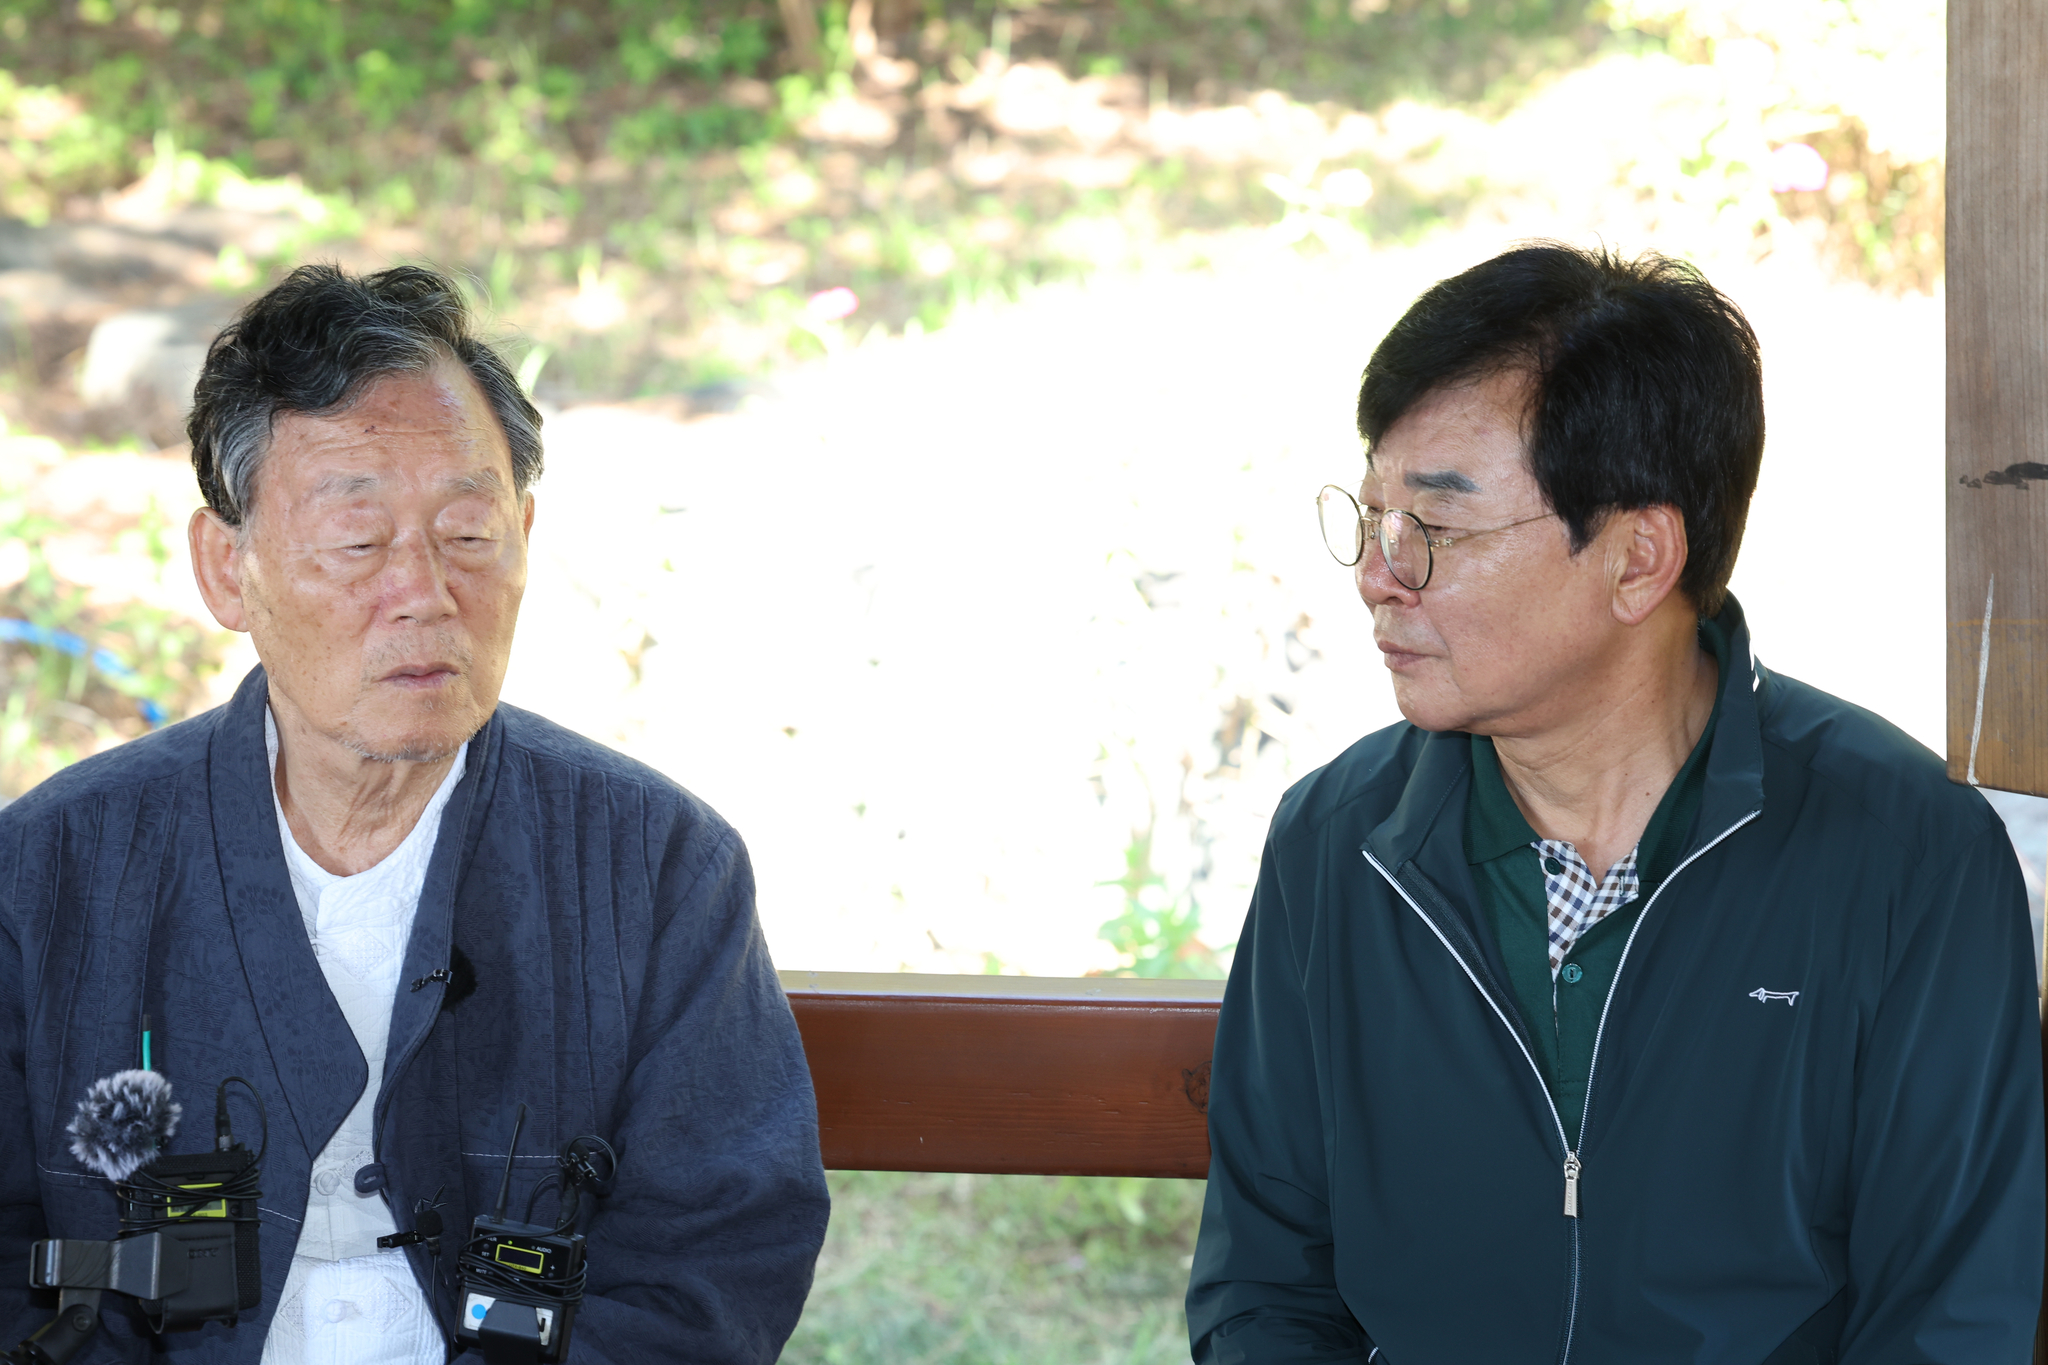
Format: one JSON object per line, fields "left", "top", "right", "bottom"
{"left": 492, "top": 1103, "right": 527, "bottom": 1223}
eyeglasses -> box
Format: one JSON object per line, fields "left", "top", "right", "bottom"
{"left": 1316, "top": 484, "right": 1555, "bottom": 591}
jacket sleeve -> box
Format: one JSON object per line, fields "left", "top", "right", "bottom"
{"left": 0, "top": 829, "right": 53, "bottom": 1350}
{"left": 568, "top": 819, "right": 828, "bottom": 1364}
{"left": 1838, "top": 819, "right": 2045, "bottom": 1364}
{"left": 1185, "top": 837, "right": 1375, "bottom": 1364}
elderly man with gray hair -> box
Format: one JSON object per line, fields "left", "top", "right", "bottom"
{"left": 0, "top": 265, "right": 828, "bottom": 1363}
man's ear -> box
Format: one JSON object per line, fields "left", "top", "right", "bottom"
{"left": 1610, "top": 504, "right": 1689, "bottom": 627}
{"left": 189, "top": 508, "right": 252, "bottom": 633}
{"left": 522, "top": 492, "right": 536, "bottom": 538}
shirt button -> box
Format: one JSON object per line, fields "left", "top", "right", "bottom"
{"left": 1544, "top": 857, "right": 1565, "bottom": 875}
{"left": 1561, "top": 963, "right": 1584, "bottom": 984}
{"left": 312, "top": 1169, "right": 341, "bottom": 1196}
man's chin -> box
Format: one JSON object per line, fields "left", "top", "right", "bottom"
{"left": 347, "top": 737, "right": 468, "bottom": 764}
{"left": 341, "top": 699, "right": 492, "bottom": 764}
{"left": 1389, "top": 681, "right": 1476, "bottom": 736}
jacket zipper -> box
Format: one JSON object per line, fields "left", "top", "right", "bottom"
{"left": 1360, "top": 846, "right": 1576, "bottom": 1194}
{"left": 1361, "top": 808, "right": 1757, "bottom": 1365}
{"left": 1569, "top": 812, "right": 1760, "bottom": 1176}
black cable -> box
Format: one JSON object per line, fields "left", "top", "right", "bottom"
{"left": 215, "top": 1077, "right": 268, "bottom": 1163}
{"left": 114, "top": 1158, "right": 262, "bottom": 1238}
{"left": 523, "top": 1174, "right": 560, "bottom": 1226}
{"left": 516, "top": 1134, "right": 620, "bottom": 1231}
{"left": 117, "top": 1078, "right": 267, "bottom": 1239}
{"left": 455, "top": 1235, "right": 587, "bottom": 1307}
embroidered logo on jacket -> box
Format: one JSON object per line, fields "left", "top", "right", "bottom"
{"left": 1749, "top": 987, "right": 1799, "bottom": 1006}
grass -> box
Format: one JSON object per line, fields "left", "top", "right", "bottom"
{"left": 784, "top": 1171, "right": 1205, "bottom": 1365}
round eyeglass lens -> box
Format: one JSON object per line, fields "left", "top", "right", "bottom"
{"left": 1380, "top": 509, "right": 1432, "bottom": 590}
{"left": 1317, "top": 486, "right": 1365, "bottom": 565}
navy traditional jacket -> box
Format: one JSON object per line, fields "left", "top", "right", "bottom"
{"left": 1187, "top": 598, "right": 2045, "bottom": 1363}
{"left": 0, "top": 666, "right": 828, "bottom": 1362}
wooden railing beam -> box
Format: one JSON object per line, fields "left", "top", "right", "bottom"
{"left": 781, "top": 971, "right": 1223, "bottom": 1179}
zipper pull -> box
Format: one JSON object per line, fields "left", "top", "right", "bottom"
{"left": 1563, "top": 1154, "right": 1582, "bottom": 1218}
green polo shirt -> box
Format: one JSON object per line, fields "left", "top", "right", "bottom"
{"left": 1465, "top": 618, "right": 1726, "bottom": 1149}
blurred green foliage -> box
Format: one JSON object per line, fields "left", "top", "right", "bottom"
{"left": 1075, "top": 0, "right": 1609, "bottom": 109}
{"left": 0, "top": 0, "right": 796, "bottom": 216}
{"left": 1099, "top": 824, "right": 1225, "bottom": 978}
{"left": 784, "top": 1170, "right": 1204, "bottom": 1365}
{"left": 0, "top": 472, "right": 217, "bottom": 798}
{"left": 1, "top": 0, "right": 1606, "bottom": 165}
{"left": 0, "top": 0, "right": 1620, "bottom": 393}
{"left": 0, "top": 0, "right": 1941, "bottom": 406}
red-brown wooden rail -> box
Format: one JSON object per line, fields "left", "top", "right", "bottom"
{"left": 781, "top": 971, "right": 1223, "bottom": 1179}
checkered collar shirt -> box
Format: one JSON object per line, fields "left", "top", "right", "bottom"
{"left": 1534, "top": 841, "right": 1640, "bottom": 978}
{"left": 1465, "top": 614, "right": 1728, "bottom": 997}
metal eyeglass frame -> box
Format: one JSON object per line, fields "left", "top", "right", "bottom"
{"left": 1316, "top": 484, "right": 1555, "bottom": 591}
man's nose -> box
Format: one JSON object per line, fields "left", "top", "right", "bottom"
{"left": 1355, "top": 534, "right": 1420, "bottom": 609}
{"left": 383, "top": 533, "right": 459, "bottom": 624}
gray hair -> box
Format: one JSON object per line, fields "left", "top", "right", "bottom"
{"left": 187, "top": 263, "right": 542, "bottom": 526}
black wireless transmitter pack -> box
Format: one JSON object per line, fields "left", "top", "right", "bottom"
{"left": 10, "top": 1072, "right": 267, "bottom": 1365}
{"left": 454, "top": 1105, "right": 597, "bottom": 1364}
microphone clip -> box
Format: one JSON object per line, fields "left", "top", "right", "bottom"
{"left": 378, "top": 1189, "right": 447, "bottom": 1256}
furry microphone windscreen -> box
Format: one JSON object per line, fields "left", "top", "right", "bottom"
{"left": 67, "top": 1070, "right": 182, "bottom": 1183}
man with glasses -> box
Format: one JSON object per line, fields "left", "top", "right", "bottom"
{"left": 1187, "top": 243, "right": 2044, "bottom": 1362}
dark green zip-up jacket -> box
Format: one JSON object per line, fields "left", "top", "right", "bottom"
{"left": 1186, "top": 598, "right": 2044, "bottom": 1364}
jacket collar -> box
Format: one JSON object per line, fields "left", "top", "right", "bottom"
{"left": 1363, "top": 592, "right": 1768, "bottom": 880}
{"left": 208, "top": 665, "right": 361, "bottom": 1162}
{"left": 375, "top": 696, "right": 501, "bottom": 1141}
{"left": 207, "top": 665, "right": 500, "bottom": 1163}
{"left": 1693, "top": 594, "right": 1768, "bottom": 843}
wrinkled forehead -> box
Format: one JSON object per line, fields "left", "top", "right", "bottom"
{"left": 1361, "top": 372, "right": 1536, "bottom": 501}
{"left": 258, "top": 360, "right": 517, "bottom": 512}
{"left": 298, "top": 463, "right": 510, "bottom": 506}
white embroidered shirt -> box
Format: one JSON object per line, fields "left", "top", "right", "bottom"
{"left": 259, "top": 709, "right": 464, "bottom": 1365}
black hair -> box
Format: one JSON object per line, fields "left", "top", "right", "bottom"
{"left": 187, "top": 263, "right": 543, "bottom": 527}
{"left": 1356, "top": 243, "right": 1763, "bottom": 614}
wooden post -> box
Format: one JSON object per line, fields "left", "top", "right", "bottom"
{"left": 1946, "top": 0, "right": 2048, "bottom": 797}
{"left": 1948, "top": 3, "right": 2048, "bottom": 1357}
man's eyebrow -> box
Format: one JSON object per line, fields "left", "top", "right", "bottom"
{"left": 306, "top": 469, "right": 507, "bottom": 500}
{"left": 1404, "top": 469, "right": 1480, "bottom": 495}
{"left": 444, "top": 469, "right": 507, "bottom": 496}
{"left": 308, "top": 472, "right": 379, "bottom": 500}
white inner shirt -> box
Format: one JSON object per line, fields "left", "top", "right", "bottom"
{"left": 260, "top": 708, "right": 464, "bottom": 1365}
